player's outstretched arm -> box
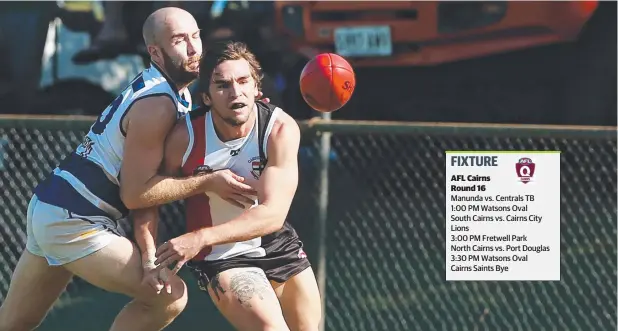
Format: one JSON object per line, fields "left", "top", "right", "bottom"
{"left": 120, "top": 97, "right": 211, "bottom": 209}
{"left": 196, "top": 112, "right": 301, "bottom": 245}
{"left": 154, "top": 112, "right": 301, "bottom": 272}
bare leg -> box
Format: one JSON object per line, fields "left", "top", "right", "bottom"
{"left": 207, "top": 267, "right": 290, "bottom": 331}
{"left": 63, "top": 236, "right": 188, "bottom": 331}
{"left": 272, "top": 267, "right": 322, "bottom": 331}
{"left": 0, "top": 250, "right": 73, "bottom": 331}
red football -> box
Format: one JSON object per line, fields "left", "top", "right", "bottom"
{"left": 299, "top": 53, "right": 356, "bottom": 113}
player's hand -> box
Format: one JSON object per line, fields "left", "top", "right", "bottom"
{"left": 205, "top": 169, "right": 257, "bottom": 208}
{"left": 142, "top": 263, "right": 171, "bottom": 294}
{"left": 257, "top": 91, "right": 270, "bottom": 104}
{"left": 155, "top": 232, "right": 204, "bottom": 274}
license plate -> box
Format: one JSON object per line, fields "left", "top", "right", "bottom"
{"left": 334, "top": 26, "right": 392, "bottom": 57}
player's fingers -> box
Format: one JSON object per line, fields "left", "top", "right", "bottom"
{"left": 261, "top": 97, "right": 271, "bottom": 103}
{"left": 154, "top": 248, "right": 177, "bottom": 265}
{"left": 159, "top": 268, "right": 172, "bottom": 294}
{"left": 155, "top": 242, "right": 170, "bottom": 258}
{"left": 229, "top": 172, "right": 245, "bottom": 182}
{"left": 232, "top": 181, "right": 257, "bottom": 194}
{"left": 155, "top": 254, "right": 179, "bottom": 269}
{"left": 172, "top": 260, "right": 186, "bottom": 275}
{"left": 224, "top": 198, "right": 245, "bottom": 209}
{"left": 154, "top": 283, "right": 164, "bottom": 294}
{"left": 231, "top": 193, "right": 255, "bottom": 205}
{"left": 148, "top": 277, "right": 163, "bottom": 294}
{"left": 159, "top": 267, "right": 169, "bottom": 281}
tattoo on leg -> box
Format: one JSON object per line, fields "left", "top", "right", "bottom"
{"left": 210, "top": 273, "right": 226, "bottom": 301}
{"left": 229, "top": 270, "right": 271, "bottom": 308}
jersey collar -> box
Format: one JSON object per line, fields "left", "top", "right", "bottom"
{"left": 150, "top": 61, "right": 191, "bottom": 109}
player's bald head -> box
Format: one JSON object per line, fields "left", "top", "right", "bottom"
{"left": 142, "top": 7, "right": 196, "bottom": 46}
{"left": 142, "top": 7, "right": 202, "bottom": 88}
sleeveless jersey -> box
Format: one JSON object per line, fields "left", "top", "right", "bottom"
{"left": 181, "top": 101, "right": 281, "bottom": 261}
{"left": 34, "top": 63, "right": 192, "bottom": 220}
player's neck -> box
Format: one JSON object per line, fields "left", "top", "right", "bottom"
{"left": 151, "top": 60, "right": 192, "bottom": 93}
{"left": 169, "top": 75, "right": 191, "bottom": 94}
{"left": 175, "top": 83, "right": 189, "bottom": 94}
{"left": 211, "top": 106, "right": 256, "bottom": 142}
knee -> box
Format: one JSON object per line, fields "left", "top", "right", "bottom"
{"left": 294, "top": 307, "right": 322, "bottom": 331}
{"left": 141, "top": 275, "right": 188, "bottom": 317}
{"left": 296, "top": 319, "right": 321, "bottom": 331}
{"left": 165, "top": 280, "right": 188, "bottom": 317}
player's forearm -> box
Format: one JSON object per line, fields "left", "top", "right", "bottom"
{"left": 198, "top": 205, "right": 285, "bottom": 247}
{"left": 132, "top": 208, "right": 159, "bottom": 267}
{"left": 122, "top": 174, "right": 211, "bottom": 209}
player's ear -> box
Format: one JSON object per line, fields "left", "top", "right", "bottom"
{"left": 201, "top": 93, "right": 212, "bottom": 106}
{"left": 148, "top": 45, "right": 161, "bottom": 62}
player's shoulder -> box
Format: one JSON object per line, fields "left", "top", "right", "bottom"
{"left": 162, "top": 111, "right": 192, "bottom": 173}
{"left": 175, "top": 106, "right": 208, "bottom": 140}
{"left": 167, "top": 113, "right": 190, "bottom": 148}
{"left": 262, "top": 103, "right": 300, "bottom": 145}
{"left": 256, "top": 101, "right": 297, "bottom": 128}
{"left": 274, "top": 109, "right": 299, "bottom": 133}
{"left": 122, "top": 94, "right": 179, "bottom": 137}
{"left": 129, "top": 94, "right": 177, "bottom": 119}
{"left": 256, "top": 100, "right": 279, "bottom": 114}
{"left": 129, "top": 66, "right": 187, "bottom": 112}
{"left": 188, "top": 105, "right": 208, "bottom": 121}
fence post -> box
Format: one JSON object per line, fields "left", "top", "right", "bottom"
{"left": 316, "top": 112, "right": 332, "bottom": 331}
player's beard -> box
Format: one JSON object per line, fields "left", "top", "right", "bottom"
{"left": 161, "top": 49, "right": 199, "bottom": 87}
{"left": 222, "top": 116, "right": 247, "bottom": 127}
{"left": 213, "top": 104, "right": 254, "bottom": 127}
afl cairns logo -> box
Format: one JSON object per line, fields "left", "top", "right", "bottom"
{"left": 515, "top": 157, "right": 535, "bottom": 184}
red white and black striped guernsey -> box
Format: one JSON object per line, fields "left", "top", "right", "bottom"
{"left": 181, "top": 101, "right": 289, "bottom": 261}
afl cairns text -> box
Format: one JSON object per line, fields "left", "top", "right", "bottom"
{"left": 445, "top": 151, "right": 561, "bottom": 281}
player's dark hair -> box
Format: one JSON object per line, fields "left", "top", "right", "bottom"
{"left": 198, "top": 41, "right": 263, "bottom": 95}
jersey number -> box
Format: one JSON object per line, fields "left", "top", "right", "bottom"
{"left": 91, "top": 74, "right": 145, "bottom": 135}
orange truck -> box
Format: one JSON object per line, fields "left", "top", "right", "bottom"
{"left": 274, "top": 1, "right": 598, "bottom": 67}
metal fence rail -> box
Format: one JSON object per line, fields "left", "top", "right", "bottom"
{"left": 0, "top": 115, "right": 615, "bottom": 331}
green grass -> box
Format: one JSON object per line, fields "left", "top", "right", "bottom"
{"left": 39, "top": 270, "right": 235, "bottom": 331}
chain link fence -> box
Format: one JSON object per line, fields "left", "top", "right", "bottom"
{"left": 0, "top": 117, "right": 616, "bottom": 331}
{"left": 308, "top": 124, "right": 617, "bottom": 331}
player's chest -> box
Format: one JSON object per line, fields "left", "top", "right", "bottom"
{"left": 198, "top": 142, "right": 265, "bottom": 184}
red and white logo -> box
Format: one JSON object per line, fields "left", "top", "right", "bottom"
{"left": 515, "top": 157, "right": 535, "bottom": 184}
{"left": 298, "top": 248, "right": 307, "bottom": 259}
{"left": 248, "top": 156, "right": 265, "bottom": 179}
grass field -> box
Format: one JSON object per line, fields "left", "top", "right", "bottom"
{"left": 38, "top": 269, "right": 236, "bottom": 331}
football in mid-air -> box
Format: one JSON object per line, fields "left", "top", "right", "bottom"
{"left": 299, "top": 53, "right": 356, "bottom": 113}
